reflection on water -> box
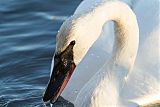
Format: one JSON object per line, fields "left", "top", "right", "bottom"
{"left": 0, "top": 0, "right": 81, "bottom": 106}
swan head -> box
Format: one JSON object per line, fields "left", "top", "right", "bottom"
{"left": 54, "top": 16, "right": 96, "bottom": 65}
{"left": 43, "top": 17, "right": 92, "bottom": 103}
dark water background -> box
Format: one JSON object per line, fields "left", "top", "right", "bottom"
{"left": 0, "top": 0, "right": 81, "bottom": 106}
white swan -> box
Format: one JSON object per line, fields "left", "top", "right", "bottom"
{"left": 43, "top": 0, "right": 160, "bottom": 107}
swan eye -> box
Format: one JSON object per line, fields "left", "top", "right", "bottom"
{"left": 70, "top": 40, "right": 75, "bottom": 45}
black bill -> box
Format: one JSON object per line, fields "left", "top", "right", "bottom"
{"left": 43, "top": 40, "right": 76, "bottom": 103}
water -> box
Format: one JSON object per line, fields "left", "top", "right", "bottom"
{"left": 0, "top": 0, "right": 81, "bottom": 106}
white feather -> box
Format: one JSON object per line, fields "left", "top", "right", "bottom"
{"left": 51, "top": 0, "right": 160, "bottom": 106}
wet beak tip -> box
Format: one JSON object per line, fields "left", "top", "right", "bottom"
{"left": 42, "top": 95, "right": 48, "bottom": 102}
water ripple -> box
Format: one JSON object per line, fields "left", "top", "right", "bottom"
{"left": 0, "top": 0, "right": 82, "bottom": 106}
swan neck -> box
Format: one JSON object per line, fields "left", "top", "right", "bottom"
{"left": 74, "top": 1, "right": 139, "bottom": 71}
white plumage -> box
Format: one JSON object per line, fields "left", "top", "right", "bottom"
{"left": 52, "top": 0, "right": 160, "bottom": 106}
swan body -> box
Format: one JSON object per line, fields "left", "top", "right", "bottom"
{"left": 59, "top": 1, "right": 139, "bottom": 106}
{"left": 61, "top": 0, "right": 160, "bottom": 106}
{"left": 43, "top": 0, "right": 160, "bottom": 107}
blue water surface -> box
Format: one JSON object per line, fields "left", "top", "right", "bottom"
{"left": 0, "top": 0, "right": 81, "bottom": 106}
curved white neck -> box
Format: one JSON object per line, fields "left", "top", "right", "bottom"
{"left": 71, "top": 1, "right": 139, "bottom": 106}
{"left": 73, "top": 1, "right": 139, "bottom": 72}
{"left": 59, "top": 1, "right": 139, "bottom": 106}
